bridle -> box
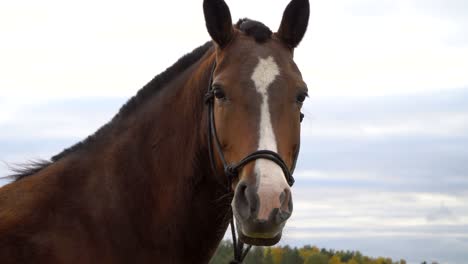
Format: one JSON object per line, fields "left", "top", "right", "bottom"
{"left": 204, "top": 61, "right": 303, "bottom": 263}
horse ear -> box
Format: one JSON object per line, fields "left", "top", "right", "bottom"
{"left": 276, "top": 0, "right": 310, "bottom": 49}
{"left": 203, "top": 0, "right": 234, "bottom": 48}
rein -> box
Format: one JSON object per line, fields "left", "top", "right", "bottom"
{"left": 204, "top": 61, "right": 302, "bottom": 263}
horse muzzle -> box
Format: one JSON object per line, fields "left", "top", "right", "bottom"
{"left": 232, "top": 180, "right": 293, "bottom": 246}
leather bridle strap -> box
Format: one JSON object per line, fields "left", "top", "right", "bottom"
{"left": 225, "top": 150, "right": 295, "bottom": 186}
{"left": 204, "top": 60, "right": 300, "bottom": 263}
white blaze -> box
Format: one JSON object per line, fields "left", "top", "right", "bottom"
{"left": 251, "top": 56, "right": 290, "bottom": 221}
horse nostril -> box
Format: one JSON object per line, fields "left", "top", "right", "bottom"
{"left": 273, "top": 207, "right": 292, "bottom": 225}
{"left": 234, "top": 182, "right": 250, "bottom": 220}
{"left": 234, "top": 182, "right": 259, "bottom": 221}
{"left": 279, "top": 188, "right": 292, "bottom": 214}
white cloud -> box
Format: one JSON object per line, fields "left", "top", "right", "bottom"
{"left": 295, "top": 169, "right": 379, "bottom": 181}
{"left": 427, "top": 203, "right": 458, "bottom": 222}
{"left": 285, "top": 186, "right": 468, "bottom": 239}
{"left": 298, "top": 0, "right": 468, "bottom": 97}
{"left": 301, "top": 111, "right": 468, "bottom": 138}
{"left": 0, "top": 98, "right": 124, "bottom": 140}
{"left": 1, "top": 0, "right": 467, "bottom": 100}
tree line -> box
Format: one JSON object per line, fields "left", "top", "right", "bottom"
{"left": 209, "top": 240, "right": 421, "bottom": 264}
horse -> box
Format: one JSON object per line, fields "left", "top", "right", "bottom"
{"left": 0, "top": 0, "right": 309, "bottom": 263}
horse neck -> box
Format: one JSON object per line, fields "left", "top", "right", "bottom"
{"left": 102, "top": 48, "right": 230, "bottom": 261}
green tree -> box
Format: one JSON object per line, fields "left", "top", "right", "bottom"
{"left": 300, "top": 245, "right": 320, "bottom": 260}
{"left": 271, "top": 247, "right": 284, "bottom": 264}
{"left": 338, "top": 250, "right": 354, "bottom": 263}
{"left": 244, "top": 246, "right": 264, "bottom": 264}
{"left": 264, "top": 248, "right": 275, "bottom": 264}
{"left": 353, "top": 251, "right": 364, "bottom": 264}
{"left": 305, "top": 253, "right": 328, "bottom": 264}
{"left": 362, "top": 256, "right": 372, "bottom": 264}
{"left": 329, "top": 255, "right": 342, "bottom": 264}
{"left": 210, "top": 240, "right": 406, "bottom": 264}
{"left": 209, "top": 240, "right": 233, "bottom": 264}
{"left": 281, "top": 247, "right": 303, "bottom": 264}
{"left": 374, "top": 257, "right": 392, "bottom": 264}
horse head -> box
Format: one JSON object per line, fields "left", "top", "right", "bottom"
{"left": 203, "top": 0, "right": 310, "bottom": 246}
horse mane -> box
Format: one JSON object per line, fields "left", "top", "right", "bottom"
{"left": 9, "top": 18, "right": 272, "bottom": 181}
{"left": 10, "top": 41, "right": 213, "bottom": 181}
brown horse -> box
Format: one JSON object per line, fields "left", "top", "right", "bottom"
{"left": 0, "top": 0, "right": 309, "bottom": 263}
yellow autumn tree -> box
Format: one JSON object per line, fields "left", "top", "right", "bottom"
{"left": 271, "top": 247, "right": 284, "bottom": 264}
{"left": 299, "top": 245, "right": 320, "bottom": 260}
{"left": 329, "top": 255, "right": 342, "bottom": 264}
{"left": 374, "top": 257, "right": 393, "bottom": 264}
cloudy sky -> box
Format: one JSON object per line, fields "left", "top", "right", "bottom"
{"left": 1, "top": 0, "right": 468, "bottom": 263}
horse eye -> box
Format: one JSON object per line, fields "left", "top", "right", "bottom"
{"left": 296, "top": 92, "right": 307, "bottom": 103}
{"left": 213, "top": 87, "right": 226, "bottom": 100}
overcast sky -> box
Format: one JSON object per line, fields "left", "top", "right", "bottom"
{"left": 1, "top": 1, "right": 468, "bottom": 263}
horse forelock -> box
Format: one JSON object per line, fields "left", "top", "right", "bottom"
{"left": 235, "top": 18, "right": 273, "bottom": 43}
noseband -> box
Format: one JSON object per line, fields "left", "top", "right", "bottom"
{"left": 204, "top": 61, "right": 302, "bottom": 263}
